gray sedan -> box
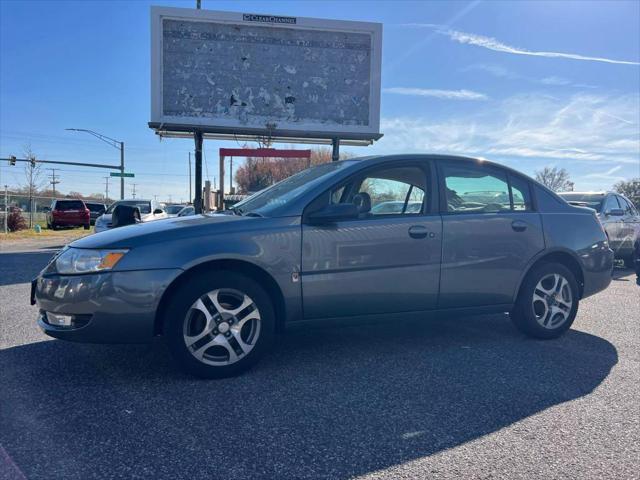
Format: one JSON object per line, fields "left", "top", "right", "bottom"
{"left": 33, "top": 155, "right": 613, "bottom": 378}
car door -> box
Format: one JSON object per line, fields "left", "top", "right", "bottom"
{"left": 301, "top": 161, "right": 442, "bottom": 319}
{"left": 437, "top": 160, "right": 545, "bottom": 308}
{"left": 601, "top": 195, "right": 622, "bottom": 252}
{"left": 617, "top": 196, "right": 638, "bottom": 255}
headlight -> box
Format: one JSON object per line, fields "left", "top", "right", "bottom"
{"left": 55, "top": 248, "right": 128, "bottom": 274}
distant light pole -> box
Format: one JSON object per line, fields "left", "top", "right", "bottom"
{"left": 66, "top": 128, "right": 125, "bottom": 199}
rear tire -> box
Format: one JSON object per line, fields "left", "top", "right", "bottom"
{"left": 511, "top": 262, "right": 579, "bottom": 339}
{"left": 164, "top": 271, "right": 275, "bottom": 379}
{"left": 83, "top": 224, "right": 90, "bottom": 230}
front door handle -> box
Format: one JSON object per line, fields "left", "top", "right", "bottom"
{"left": 511, "top": 220, "right": 528, "bottom": 232}
{"left": 408, "top": 225, "right": 429, "bottom": 239}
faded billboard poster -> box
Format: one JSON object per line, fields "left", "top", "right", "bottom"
{"left": 161, "top": 19, "right": 372, "bottom": 127}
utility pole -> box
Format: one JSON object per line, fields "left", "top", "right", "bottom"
{"left": 28, "top": 156, "right": 34, "bottom": 228}
{"left": 48, "top": 168, "right": 60, "bottom": 198}
{"left": 131, "top": 184, "right": 137, "bottom": 199}
{"left": 104, "top": 176, "right": 110, "bottom": 202}
{"left": 120, "top": 141, "right": 125, "bottom": 200}
{"left": 4, "top": 185, "right": 8, "bottom": 234}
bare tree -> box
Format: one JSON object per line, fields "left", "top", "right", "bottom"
{"left": 613, "top": 178, "right": 640, "bottom": 206}
{"left": 22, "top": 144, "right": 46, "bottom": 227}
{"left": 535, "top": 166, "right": 573, "bottom": 192}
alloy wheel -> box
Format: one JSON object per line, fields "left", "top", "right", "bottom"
{"left": 183, "top": 288, "right": 261, "bottom": 366}
{"left": 532, "top": 273, "right": 573, "bottom": 329}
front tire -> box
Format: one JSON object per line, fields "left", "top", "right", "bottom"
{"left": 511, "top": 263, "right": 579, "bottom": 339}
{"left": 164, "top": 271, "right": 275, "bottom": 378}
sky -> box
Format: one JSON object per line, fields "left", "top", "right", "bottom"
{"left": 1, "top": 0, "right": 639, "bottom": 202}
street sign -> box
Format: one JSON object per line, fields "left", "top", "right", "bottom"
{"left": 110, "top": 172, "right": 135, "bottom": 178}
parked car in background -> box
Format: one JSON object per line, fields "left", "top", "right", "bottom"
{"left": 177, "top": 206, "right": 195, "bottom": 217}
{"left": 165, "top": 204, "right": 196, "bottom": 217}
{"left": 370, "top": 200, "right": 422, "bottom": 214}
{"left": 33, "top": 155, "right": 613, "bottom": 379}
{"left": 165, "top": 204, "right": 185, "bottom": 217}
{"left": 85, "top": 202, "right": 107, "bottom": 225}
{"left": 94, "top": 199, "right": 167, "bottom": 233}
{"left": 558, "top": 191, "right": 640, "bottom": 267}
{"left": 46, "top": 199, "right": 90, "bottom": 230}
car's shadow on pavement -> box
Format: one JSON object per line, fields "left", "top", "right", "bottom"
{"left": 0, "top": 314, "right": 617, "bottom": 480}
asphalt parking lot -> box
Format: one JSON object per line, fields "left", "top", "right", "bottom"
{"left": 1, "top": 246, "right": 638, "bottom": 480}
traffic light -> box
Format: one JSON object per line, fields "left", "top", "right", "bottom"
{"left": 8, "top": 155, "right": 16, "bottom": 166}
{"left": 30, "top": 157, "right": 36, "bottom": 167}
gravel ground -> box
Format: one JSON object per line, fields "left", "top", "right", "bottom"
{"left": 0, "top": 249, "right": 638, "bottom": 480}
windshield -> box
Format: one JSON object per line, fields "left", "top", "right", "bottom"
{"left": 165, "top": 205, "right": 184, "bottom": 214}
{"left": 55, "top": 200, "right": 85, "bottom": 210}
{"left": 558, "top": 193, "right": 604, "bottom": 212}
{"left": 85, "top": 203, "right": 105, "bottom": 212}
{"left": 232, "top": 161, "right": 354, "bottom": 215}
{"left": 106, "top": 201, "right": 151, "bottom": 214}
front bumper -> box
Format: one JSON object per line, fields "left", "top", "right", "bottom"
{"left": 34, "top": 268, "right": 182, "bottom": 343}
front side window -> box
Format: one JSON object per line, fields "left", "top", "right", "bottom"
{"left": 330, "top": 165, "right": 427, "bottom": 216}
{"left": 443, "top": 164, "right": 511, "bottom": 213}
{"left": 603, "top": 195, "right": 620, "bottom": 213}
{"left": 618, "top": 196, "right": 636, "bottom": 216}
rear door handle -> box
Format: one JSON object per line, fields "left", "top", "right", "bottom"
{"left": 408, "top": 225, "right": 429, "bottom": 239}
{"left": 511, "top": 220, "right": 527, "bottom": 232}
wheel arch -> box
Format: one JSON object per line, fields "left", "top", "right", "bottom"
{"left": 514, "top": 249, "right": 585, "bottom": 301}
{"left": 154, "top": 259, "right": 287, "bottom": 336}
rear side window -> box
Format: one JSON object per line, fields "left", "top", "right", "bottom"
{"left": 55, "top": 200, "right": 84, "bottom": 210}
{"left": 509, "top": 175, "right": 533, "bottom": 211}
{"left": 442, "top": 164, "right": 511, "bottom": 213}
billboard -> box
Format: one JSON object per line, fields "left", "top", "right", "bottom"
{"left": 150, "top": 7, "right": 382, "bottom": 141}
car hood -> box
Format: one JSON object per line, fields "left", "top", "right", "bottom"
{"left": 72, "top": 213, "right": 256, "bottom": 249}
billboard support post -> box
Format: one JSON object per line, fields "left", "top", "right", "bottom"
{"left": 194, "top": 131, "right": 204, "bottom": 214}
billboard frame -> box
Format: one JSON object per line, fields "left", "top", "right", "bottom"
{"left": 149, "top": 6, "right": 383, "bottom": 142}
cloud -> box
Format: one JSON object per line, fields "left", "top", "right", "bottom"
{"left": 383, "top": 87, "right": 488, "bottom": 100}
{"left": 463, "top": 63, "right": 597, "bottom": 88}
{"left": 373, "top": 93, "right": 640, "bottom": 170}
{"left": 408, "top": 24, "right": 640, "bottom": 66}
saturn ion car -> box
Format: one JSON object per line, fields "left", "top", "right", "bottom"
{"left": 32, "top": 155, "right": 613, "bottom": 378}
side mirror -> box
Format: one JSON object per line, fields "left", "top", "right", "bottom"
{"left": 606, "top": 208, "right": 624, "bottom": 217}
{"left": 306, "top": 203, "right": 359, "bottom": 225}
{"left": 153, "top": 208, "right": 164, "bottom": 215}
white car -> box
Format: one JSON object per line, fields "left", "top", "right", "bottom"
{"left": 164, "top": 204, "right": 196, "bottom": 218}
{"left": 94, "top": 199, "right": 168, "bottom": 233}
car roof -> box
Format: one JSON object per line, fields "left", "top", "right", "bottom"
{"left": 558, "top": 191, "right": 607, "bottom": 195}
